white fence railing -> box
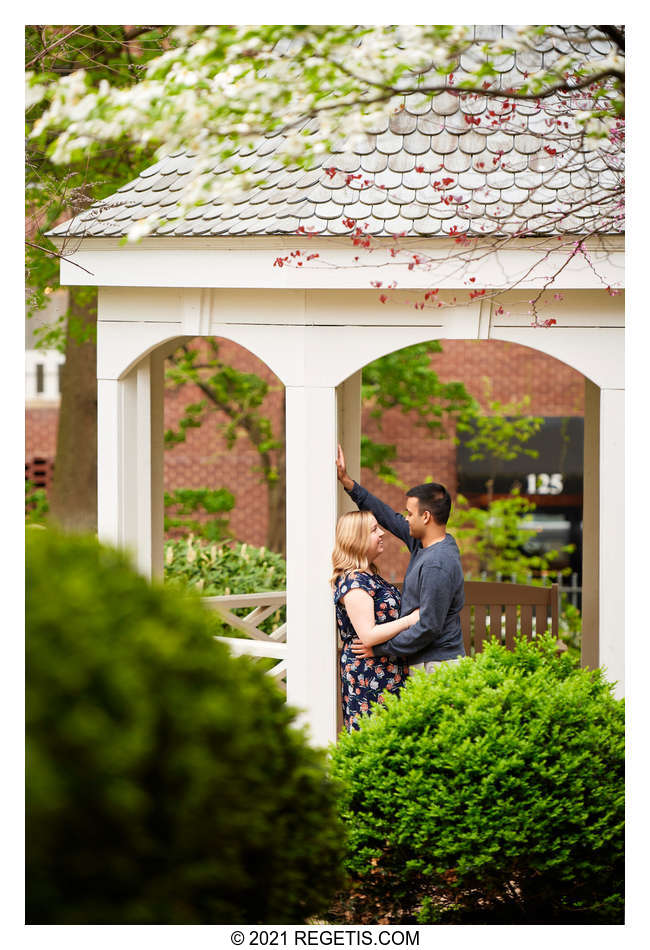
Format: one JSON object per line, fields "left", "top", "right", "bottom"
{"left": 25, "top": 349, "right": 64, "bottom": 400}
{"left": 202, "top": 591, "right": 287, "bottom": 690}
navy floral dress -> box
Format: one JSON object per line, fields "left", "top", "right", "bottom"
{"left": 334, "top": 571, "right": 409, "bottom": 732}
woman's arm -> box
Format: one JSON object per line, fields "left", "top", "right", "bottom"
{"left": 342, "top": 588, "right": 419, "bottom": 646}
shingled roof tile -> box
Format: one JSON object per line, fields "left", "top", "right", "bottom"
{"left": 528, "top": 153, "right": 557, "bottom": 173}
{"left": 403, "top": 130, "right": 433, "bottom": 155}
{"left": 375, "top": 129, "right": 403, "bottom": 154}
{"left": 386, "top": 150, "right": 416, "bottom": 172}
{"left": 417, "top": 112, "right": 446, "bottom": 135}
{"left": 327, "top": 217, "right": 356, "bottom": 235}
{"left": 358, "top": 185, "right": 389, "bottom": 206}
{"left": 404, "top": 93, "right": 437, "bottom": 116}
{"left": 352, "top": 133, "right": 376, "bottom": 155}
{"left": 373, "top": 167, "right": 404, "bottom": 190}
{"left": 370, "top": 200, "right": 401, "bottom": 220}
{"left": 487, "top": 168, "right": 516, "bottom": 188}
{"left": 429, "top": 91, "right": 460, "bottom": 116}
{"left": 389, "top": 109, "right": 418, "bottom": 134}
{"left": 501, "top": 153, "right": 528, "bottom": 173}
{"left": 360, "top": 215, "right": 384, "bottom": 234}
{"left": 443, "top": 151, "right": 472, "bottom": 173}
{"left": 360, "top": 152, "right": 388, "bottom": 173}
{"left": 47, "top": 27, "right": 622, "bottom": 241}
{"left": 334, "top": 153, "right": 363, "bottom": 173}
{"left": 342, "top": 201, "right": 372, "bottom": 219}
{"left": 458, "top": 130, "right": 487, "bottom": 154}
{"left": 384, "top": 213, "right": 418, "bottom": 233}
{"left": 400, "top": 201, "right": 429, "bottom": 220}
{"left": 296, "top": 169, "right": 322, "bottom": 188}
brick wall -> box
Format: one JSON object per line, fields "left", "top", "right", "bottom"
{"left": 26, "top": 337, "right": 585, "bottom": 577}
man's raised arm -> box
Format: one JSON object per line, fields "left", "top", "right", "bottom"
{"left": 336, "top": 444, "right": 415, "bottom": 549}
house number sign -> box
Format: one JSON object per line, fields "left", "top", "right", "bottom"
{"left": 526, "top": 473, "right": 564, "bottom": 495}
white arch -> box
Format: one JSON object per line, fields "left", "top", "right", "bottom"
{"left": 95, "top": 285, "right": 624, "bottom": 744}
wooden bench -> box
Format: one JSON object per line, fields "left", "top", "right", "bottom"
{"left": 461, "top": 580, "right": 560, "bottom": 656}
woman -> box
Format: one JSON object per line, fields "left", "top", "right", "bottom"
{"left": 331, "top": 510, "right": 419, "bottom": 732}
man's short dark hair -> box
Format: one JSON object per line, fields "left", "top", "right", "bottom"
{"left": 406, "top": 483, "right": 451, "bottom": 525}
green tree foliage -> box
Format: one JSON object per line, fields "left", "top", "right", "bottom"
{"left": 165, "top": 338, "right": 286, "bottom": 552}
{"left": 26, "top": 529, "right": 343, "bottom": 923}
{"left": 166, "top": 338, "right": 543, "bottom": 540}
{"left": 456, "top": 392, "right": 543, "bottom": 463}
{"left": 164, "top": 487, "right": 235, "bottom": 541}
{"left": 25, "top": 480, "right": 49, "bottom": 524}
{"left": 26, "top": 26, "right": 175, "bottom": 530}
{"left": 331, "top": 637, "right": 624, "bottom": 924}
{"left": 449, "top": 490, "right": 573, "bottom": 582}
{"left": 26, "top": 26, "right": 171, "bottom": 333}
{"left": 361, "top": 342, "right": 473, "bottom": 484}
{"left": 361, "top": 350, "right": 543, "bottom": 485}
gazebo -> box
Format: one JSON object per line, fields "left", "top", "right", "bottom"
{"left": 48, "top": 27, "right": 624, "bottom": 747}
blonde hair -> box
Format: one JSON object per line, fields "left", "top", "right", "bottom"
{"left": 330, "top": 510, "right": 378, "bottom": 587}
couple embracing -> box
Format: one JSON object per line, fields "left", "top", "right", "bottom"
{"left": 332, "top": 446, "right": 465, "bottom": 732}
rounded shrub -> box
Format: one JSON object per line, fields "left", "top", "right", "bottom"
{"left": 331, "top": 636, "right": 624, "bottom": 924}
{"left": 27, "top": 529, "right": 343, "bottom": 924}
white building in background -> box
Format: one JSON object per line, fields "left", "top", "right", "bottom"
{"left": 25, "top": 290, "right": 66, "bottom": 404}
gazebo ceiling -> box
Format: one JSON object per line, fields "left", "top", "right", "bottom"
{"left": 49, "top": 26, "right": 622, "bottom": 241}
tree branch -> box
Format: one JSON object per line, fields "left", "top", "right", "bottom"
{"left": 25, "top": 240, "right": 94, "bottom": 276}
{"left": 596, "top": 25, "right": 625, "bottom": 52}
{"left": 26, "top": 26, "right": 85, "bottom": 69}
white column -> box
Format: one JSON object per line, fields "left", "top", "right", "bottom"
{"left": 582, "top": 380, "right": 600, "bottom": 672}
{"left": 598, "top": 388, "right": 625, "bottom": 696}
{"left": 336, "top": 371, "right": 362, "bottom": 516}
{"left": 136, "top": 357, "right": 153, "bottom": 576}
{"left": 97, "top": 350, "right": 165, "bottom": 579}
{"left": 285, "top": 385, "right": 339, "bottom": 747}
{"left": 97, "top": 372, "right": 137, "bottom": 551}
{"left": 150, "top": 348, "right": 165, "bottom": 581}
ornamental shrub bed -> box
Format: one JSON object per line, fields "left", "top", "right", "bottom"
{"left": 165, "top": 536, "right": 286, "bottom": 638}
{"left": 164, "top": 535, "right": 286, "bottom": 596}
{"left": 331, "top": 636, "right": 624, "bottom": 924}
{"left": 26, "top": 529, "right": 343, "bottom": 924}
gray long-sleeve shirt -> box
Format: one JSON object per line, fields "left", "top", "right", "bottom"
{"left": 346, "top": 481, "right": 466, "bottom": 663}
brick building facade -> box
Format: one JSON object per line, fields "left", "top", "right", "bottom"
{"left": 26, "top": 336, "right": 585, "bottom": 580}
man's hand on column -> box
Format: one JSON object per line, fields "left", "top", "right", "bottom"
{"left": 336, "top": 444, "right": 354, "bottom": 491}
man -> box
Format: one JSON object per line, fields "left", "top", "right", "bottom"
{"left": 336, "top": 444, "right": 465, "bottom": 672}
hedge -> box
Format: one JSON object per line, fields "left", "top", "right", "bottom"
{"left": 26, "top": 528, "right": 343, "bottom": 923}
{"left": 331, "top": 636, "right": 624, "bottom": 924}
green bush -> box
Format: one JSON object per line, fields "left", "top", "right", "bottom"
{"left": 164, "top": 536, "right": 285, "bottom": 595}
{"left": 164, "top": 486, "right": 235, "bottom": 541}
{"left": 26, "top": 529, "right": 343, "bottom": 923}
{"left": 331, "top": 637, "right": 624, "bottom": 924}
{"left": 165, "top": 536, "right": 286, "bottom": 636}
{"left": 25, "top": 479, "right": 49, "bottom": 524}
